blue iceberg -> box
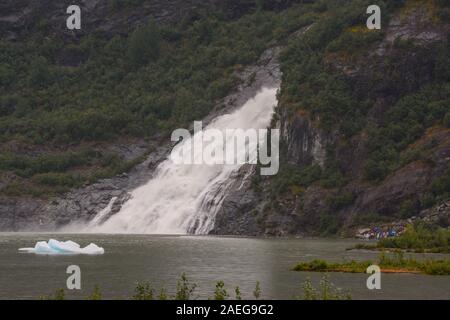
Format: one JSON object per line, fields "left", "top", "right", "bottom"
{"left": 19, "top": 239, "right": 104, "bottom": 255}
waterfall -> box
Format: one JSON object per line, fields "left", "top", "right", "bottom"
{"left": 87, "top": 197, "right": 117, "bottom": 228}
{"left": 87, "top": 87, "right": 278, "bottom": 234}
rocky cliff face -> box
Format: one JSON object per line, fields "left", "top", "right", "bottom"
{"left": 281, "top": 109, "right": 330, "bottom": 167}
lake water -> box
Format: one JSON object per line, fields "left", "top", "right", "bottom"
{"left": 0, "top": 233, "right": 449, "bottom": 300}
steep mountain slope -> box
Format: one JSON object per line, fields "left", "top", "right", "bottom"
{"left": 1, "top": 0, "right": 449, "bottom": 234}
{"left": 214, "top": 0, "right": 450, "bottom": 236}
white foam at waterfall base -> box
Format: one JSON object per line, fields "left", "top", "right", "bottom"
{"left": 87, "top": 87, "right": 278, "bottom": 234}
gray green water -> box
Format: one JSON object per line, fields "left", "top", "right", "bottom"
{"left": 0, "top": 233, "right": 449, "bottom": 300}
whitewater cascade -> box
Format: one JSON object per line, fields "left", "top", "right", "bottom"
{"left": 87, "top": 87, "right": 278, "bottom": 234}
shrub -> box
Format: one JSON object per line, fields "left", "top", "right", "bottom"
{"left": 213, "top": 281, "right": 229, "bottom": 300}
{"left": 431, "top": 164, "right": 450, "bottom": 197}
{"left": 444, "top": 112, "right": 450, "bottom": 128}
{"left": 32, "top": 173, "right": 82, "bottom": 187}
{"left": 296, "top": 275, "right": 351, "bottom": 300}
{"left": 127, "top": 22, "right": 161, "bottom": 67}
{"left": 132, "top": 282, "right": 154, "bottom": 300}
{"left": 87, "top": 285, "right": 102, "bottom": 300}
{"left": 0, "top": 151, "right": 93, "bottom": 177}
{"left": 39, "top": 288, "right": 66, "bottom": 300}
{"left": 0, "top": 63, "right": 14, "bottom": 86}
{"left": 363, "top": 159, "right": 388, "bottom": 182}
{"left": 327, "top": 192, "right": 355, "bottom": 211}
{"left": 234, "top": 287, "right": 242, "bottom": 300}
{"left": 28, "top": 56, "right": 53, "bottom": 87}
{"left": 397, "top": 199, "right": 419, "bottom": 219}
{"left": 253, "top": 281, "right": 261, "bottom": 299}
{"left": 175, "top": 273, "right": 197, "bottom": 300}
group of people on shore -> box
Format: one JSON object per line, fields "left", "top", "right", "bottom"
{"left": 357, "top": 225, "right": 406, "bottom": 240}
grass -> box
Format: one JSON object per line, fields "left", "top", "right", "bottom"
{"left": 293, "top": 252, "right": 450, "bottom": 275}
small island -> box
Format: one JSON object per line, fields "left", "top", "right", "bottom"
{"left": 293, "top": 253, "right": 450, "bottom": 275}
{"left": 294, "top": 222, "right": 450, "bottom": 276}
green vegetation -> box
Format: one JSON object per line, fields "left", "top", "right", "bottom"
{"left": 109, "top": 0, "right": 147, "bottom": 11}
{"left": 39, "top": 288, "right": 66, "bottom": 300}
{"left": 175, "top": 273, "right": 197, "bottom": 300}
{"left": 280, "top": 0, "right": 397, "bottom": 135}
{"left": 0, "top": 147, "right": 147, "bottom": 196}
{"left": 430, "top": 164, "right": 450, "bottom": 203}
{"left": 294, "top": 252, "right": 450, "bottom": 275}
{"left": 295, "top": 258, "right": 374, "bottom": 273}
{"left": 444, "top": 112, "right": 450, "bottom": 128}
{"left": 0, "top": 5, "right": 312, "bottom": 144}
{"left": 0, "top": 1, "right": 321, "bottom": 196}
{"left": 132, "top": 282, "right": 155, "bottom": 300}
{"left": 253, "top": 0, "right": 450, "bottom": 234}
{"left": 352, "top": 212, "right": 394, "bottom": 225}
{"left": 252, "top": 281, "right": 261, "bottom": 300}
{"left": 279, "top": 0, "right": 449, "bottom": 187}
{"left": 297, "top": 275, "right": 351, "bottom": 300}
{"left": 40, "top": 273, "right": 351, "bottom": 300}
{"left": 213, "top": 281, "right": 229, "bottom": 300}
{"left": 127, "top": 21, "right": 161, "bottom": 67}
{"left": 363, "top": 83, "right": 450, "bottom": 182}
{"left": 261, "top": 1, "right": 396, "bottom": 214}
{"left": 87, "top": 285, "right": 103, "bottom": 300}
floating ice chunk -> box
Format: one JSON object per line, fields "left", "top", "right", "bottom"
{"left": 19, "top": 239, "right": 104, "bottom": 255}
{"left": 48, "top": 239, "right": 80, "bottom": 253}
{"left": 19, "top": 241, "right": 53, "bottom": 254}
{"left": 80, "top": 243, "right": 105, "bottom": 254}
